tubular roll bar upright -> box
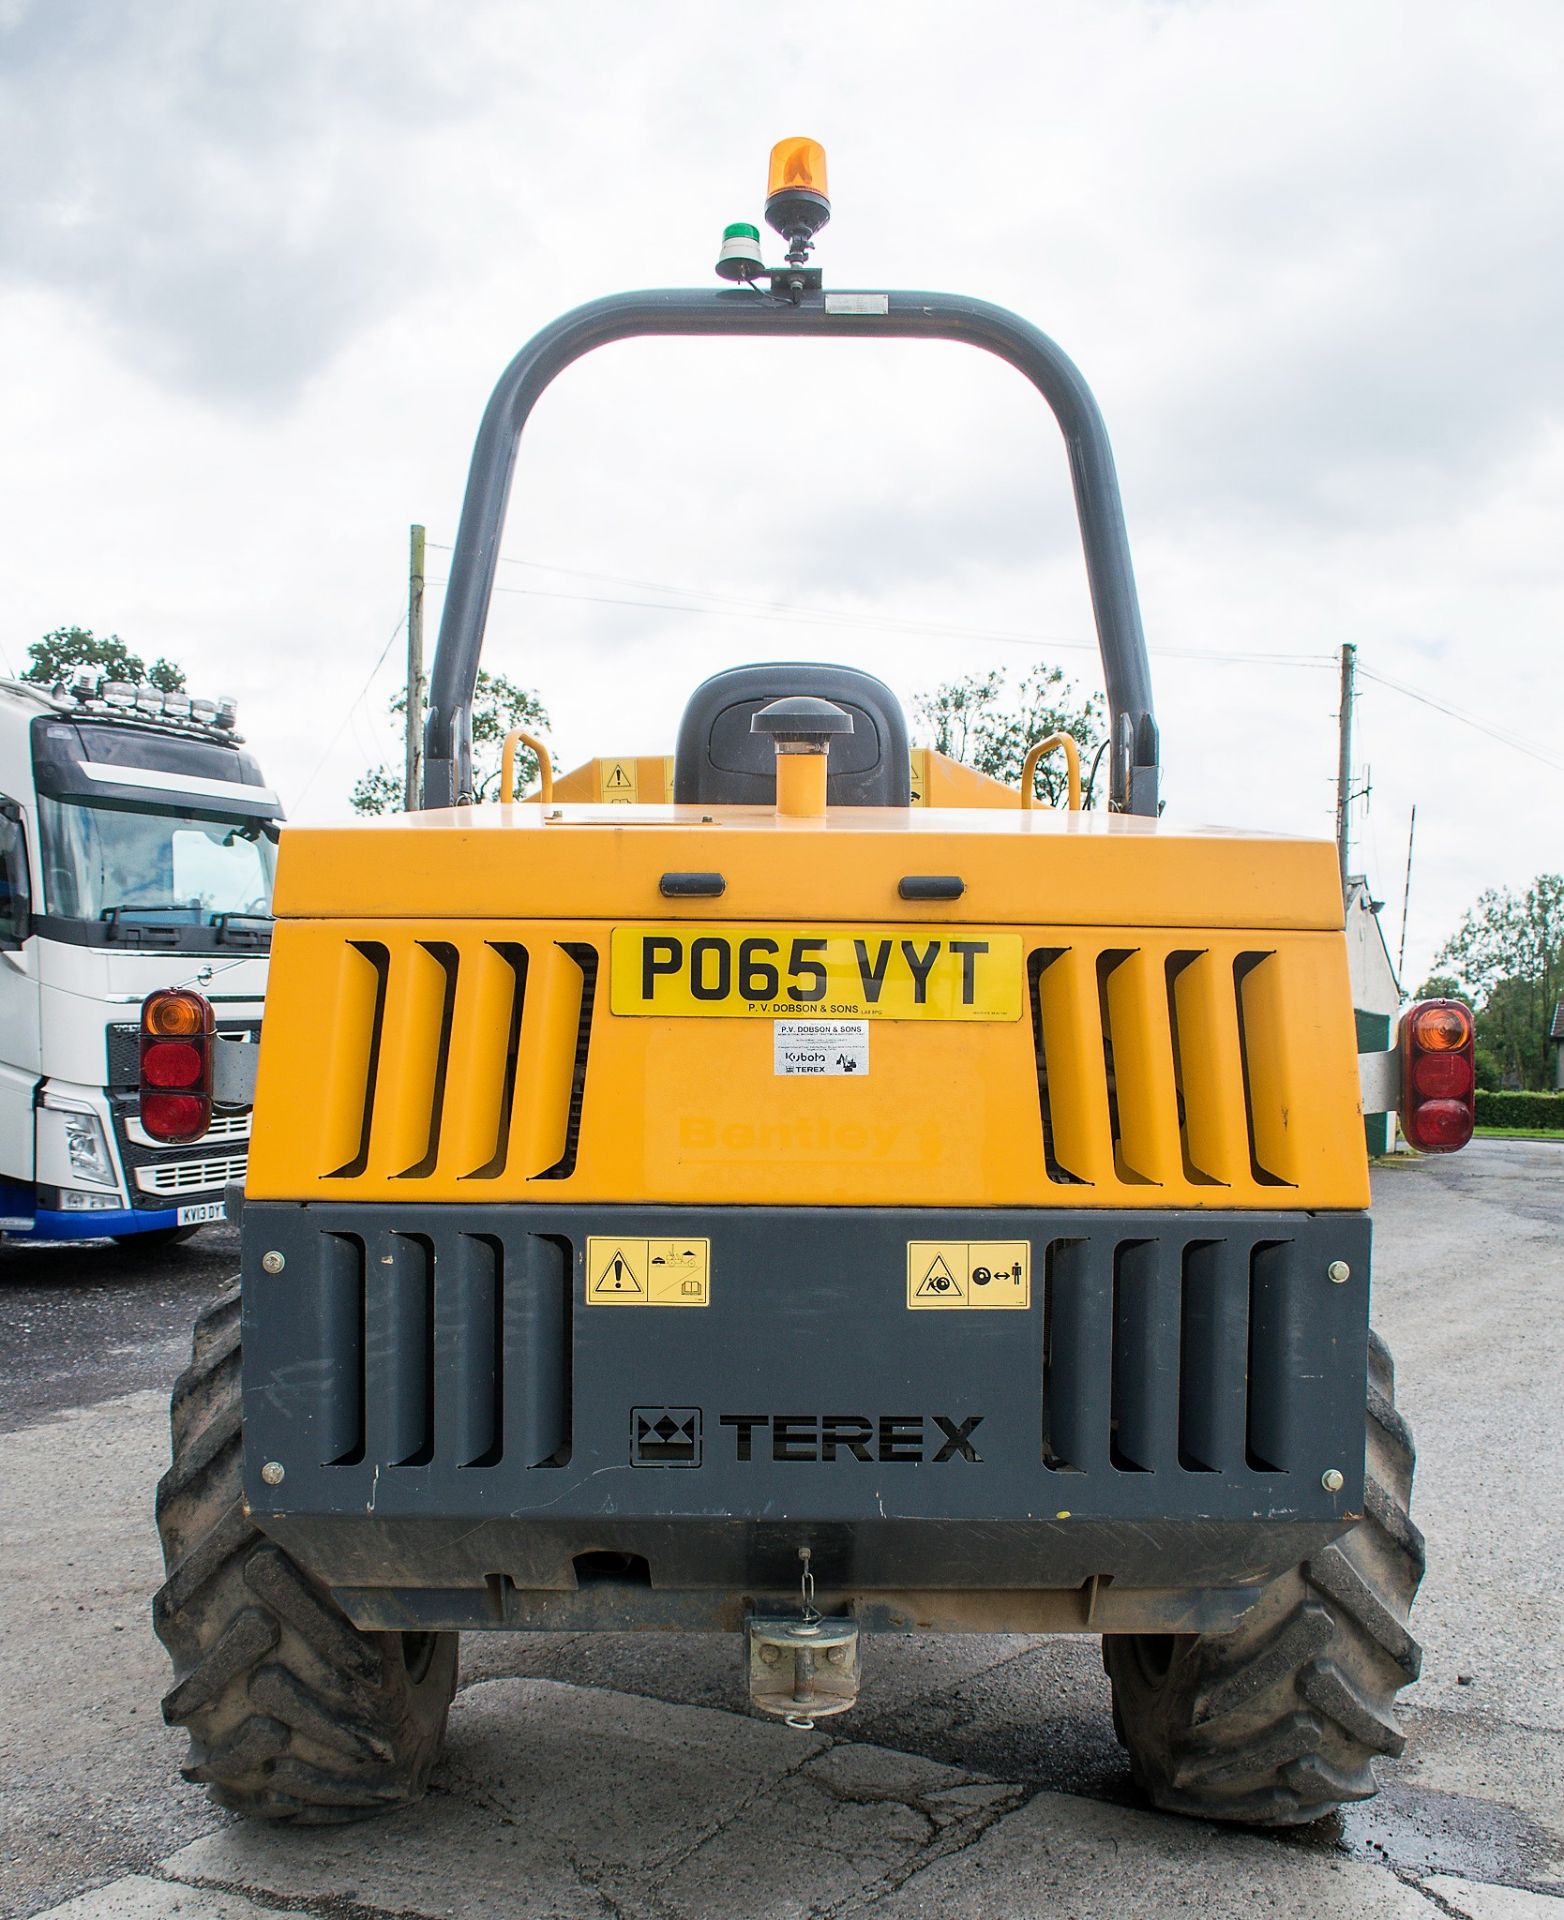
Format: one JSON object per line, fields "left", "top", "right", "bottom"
{"left": 423, "top": 289, "right": 1160, "bottom": 814}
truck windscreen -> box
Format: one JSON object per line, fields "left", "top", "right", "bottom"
{"left": 38, "top": 796, "right": 277, "bottom": 925}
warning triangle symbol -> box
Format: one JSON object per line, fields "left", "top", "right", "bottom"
{"left": 605, "top": 762, "right": 633, "bottom": 790}
{"left": 916, "top": 1255, "right": 964, "bottom": 1299}
{"left": 593, "top": 1248, "right": 642, "bottom": 1295}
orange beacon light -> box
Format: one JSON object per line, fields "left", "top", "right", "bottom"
{"left": 765, "top": 137, "right": 830, "bottom": 264}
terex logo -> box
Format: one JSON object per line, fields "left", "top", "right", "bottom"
{"left": 719, "top": 1413, "right": 984, "bottom": 1464}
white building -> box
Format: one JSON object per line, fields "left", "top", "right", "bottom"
{"left": 1344, "top": 875, "right": 1402, "bottom": 1154}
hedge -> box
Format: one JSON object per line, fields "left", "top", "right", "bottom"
{"left": 1475, "top": 1089, "right": 1564, "bottom": 1130}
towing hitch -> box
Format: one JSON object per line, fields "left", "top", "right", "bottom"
{"left": 746, "top": 1549, "right": 861, "bottom": 1729}
{"left": 747, "top": 1615, "right": 861, "bottom": 1729}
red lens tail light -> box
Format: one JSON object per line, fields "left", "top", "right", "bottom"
{"left": 140, "top": 989, "right": 214, "bottom": 1143}
{"left": 1400, "top": 997, "right": 1475, "bottom": 1154}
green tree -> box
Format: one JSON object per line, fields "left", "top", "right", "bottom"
{"left": 1434, "top": 873, "right": 1564, "bottom": 1091}
{"left": 914, "top": 665, "right": 1105, "bottom": 807}
{"left": 21, "top": 626, "right": 186, "bottom": 692}
{"left": 353, "top": 670, "right": 551, "bottom": 814}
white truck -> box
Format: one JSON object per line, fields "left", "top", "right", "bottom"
{"left": 0, "top": 673, "right": 275, "bottom": 1248}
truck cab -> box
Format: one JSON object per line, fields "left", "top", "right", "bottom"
{"left": 0, "top": 676, "right": 276, "bottom": 1245}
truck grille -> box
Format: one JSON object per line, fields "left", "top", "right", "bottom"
{"left": 126, "top": 1109, "right": 251, "bottom": 1150}
{"left": 135, "top": 1152, "right": 249, "bottom": 1195}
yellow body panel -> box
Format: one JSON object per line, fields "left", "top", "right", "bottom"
{"left": 273, "top": 802, "right": 1346, "bottom": 932}
{"left": 250, "top": 797, "right": 1368, "bottom": 1211}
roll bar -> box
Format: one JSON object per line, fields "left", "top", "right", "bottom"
{"left": 423, "top": 288, "right": 1160, "bottom": 814}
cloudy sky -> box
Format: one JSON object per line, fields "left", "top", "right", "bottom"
{"left": 3, "top": 0, "right": 1559, "bottom": 980}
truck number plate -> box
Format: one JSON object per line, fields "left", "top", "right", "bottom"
{"left": 609, "top": 927, "right": 1023, "bottom": 1021}
{"left": 176, "top": 1200, "right": 227, "bottom": 1226}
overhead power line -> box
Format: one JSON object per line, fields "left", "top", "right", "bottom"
{"left": 424, "top": 542, "right": 1333, "bottom": 669}
{"left": 291, "top": 609, "right": 407, "bottom": 811}
{"left": 1358, "top": 666, "right": 1564, "bottom": 775}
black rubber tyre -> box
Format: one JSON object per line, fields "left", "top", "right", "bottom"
{"left": 153, "top": 1287, "right": 459, "bottom": 1823}
{"left": 1103, "top": 1328, "right": 1424, "bottom": 1826}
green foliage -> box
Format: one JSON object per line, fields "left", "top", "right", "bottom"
{"left": 352, "top": 670, "right": 551, "bottom": 814}
{"left": 1473, "top": 1047, "right": 1502, "bottom": 1093}
{"left": 1434, "top": 874, "right": 1564, "bottom": 1092}
{"left": 1475, "top": 1088, "right": 1564, "bottom": 1130}
{"left": 1413, "top": 973, "right": 1467, "bottom": 1005}
{"left": 914, "top": 665, "right": 1105, "bottom": 807}
{"left": 349, "top": 765, "right": 404, "bottom": 817}
{"left": 21, "top": 626, "right": 186, "bottom": 693}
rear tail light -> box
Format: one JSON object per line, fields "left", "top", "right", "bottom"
{"left": 1400, "top": 997, "right": 1475, "bottom": 1153}
{"left": 140, "top": 988, "right": 214, "bottom": 1144}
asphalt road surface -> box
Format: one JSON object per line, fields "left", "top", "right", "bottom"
{"left": 2, "top": 1144, "right": 1561, "bottom": 1919}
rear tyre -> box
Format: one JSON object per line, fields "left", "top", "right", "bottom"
{"left": 153, "top": 1287, "right": 458, "bottom": 1822}
{"left": 1103, "top": 1328, "right": 1423, "bottom": 1826}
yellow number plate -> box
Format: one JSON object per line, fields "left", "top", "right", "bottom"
{"left": 609, "top": 927, "right": 1023, "bottom": 1020}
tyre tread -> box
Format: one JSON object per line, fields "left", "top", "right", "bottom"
{"left": 1104, "top": 1328, "right": 1423, "bottom": 1828}
{"left": 152, "top": 1289, "right": 456, "bottom": 1823}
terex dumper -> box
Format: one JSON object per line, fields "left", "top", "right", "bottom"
{"left": 152, "top": 141, "right": 1473, "bottom": 1830}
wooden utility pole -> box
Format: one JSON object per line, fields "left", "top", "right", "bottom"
{"left": 404, "top": 524, "right": 426, "bottom": 811}
{"left": 1335, "top": 642, "right": 1356, "bottom": 896}
{"left": 1397, "top": 804, "right": 1417, "bottom": 981}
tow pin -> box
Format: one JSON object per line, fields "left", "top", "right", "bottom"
{"left": 786, "top": 1548, "right": 823, "bottom": 1732}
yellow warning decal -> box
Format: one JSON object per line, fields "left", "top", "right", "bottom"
{"left": 908, "top": 747, "right": 928, "bottom": 806}
{"left": 906, "top": 1241, "right": 1030, "bottom": 1310}
{"left": 599, "top": 758, "right": 638, "bottom": 803}
{"left": 586, "top": 1236, "right": 710, "bottom": 1307}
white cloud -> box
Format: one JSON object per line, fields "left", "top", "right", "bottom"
{"left": 2, "top": 0, "right": 1559, "bottom": 981}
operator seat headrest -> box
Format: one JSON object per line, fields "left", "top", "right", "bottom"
{"left": 673, "top": 663, "right": 911, "bottom": 807}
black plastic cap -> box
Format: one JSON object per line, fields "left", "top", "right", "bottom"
{"left": 750, "top": 696, "right": 855, "bottom": 746}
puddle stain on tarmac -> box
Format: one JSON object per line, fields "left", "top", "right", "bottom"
{"left": 1286, "top": 1782, "right": 1564, "bottom": 1899}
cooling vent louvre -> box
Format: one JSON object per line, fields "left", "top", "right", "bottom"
{"left": 1042, "top": 1234, "right": 1309, "bottom": 1477}
{"left": 1030, "top": 944, "right": 1297, "bottom": 1192}
{"left": 313, "top": 1228, "right": 570, "bottom": 1474}
{"left": 312, "top": 938, "right": 594, "bottom": 1187}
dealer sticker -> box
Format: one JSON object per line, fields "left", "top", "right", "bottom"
{"left": 774, "top": 1019, "right": 869, "bottom": 1076}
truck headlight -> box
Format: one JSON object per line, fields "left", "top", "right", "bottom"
{"left": 63, "top": 1110, "right": 118, "bottom": 1188}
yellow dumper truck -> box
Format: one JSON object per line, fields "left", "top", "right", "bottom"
{"left": 151, "top": 141, "right": 1473, "bottom": 1829}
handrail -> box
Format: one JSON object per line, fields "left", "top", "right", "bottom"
{"left": 499, "top": 729, "right": 553, "bottom": 804}
{"left": 1020, "top": 733, "right": 1082, "bottom": 812}
{"left": 424, "top": 287, "right": 1158, "bottom": 815}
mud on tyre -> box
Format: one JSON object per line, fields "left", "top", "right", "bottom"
{"left": 153, "top": 1287, "right": 458, "bottom": 1822}
{"left": 1103, "top": 1329, "right": 1424, "bottom": 1826}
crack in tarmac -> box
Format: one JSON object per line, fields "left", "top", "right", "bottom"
{"left": 150, "top": 1867, "right": 436, "bottom": 1920}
